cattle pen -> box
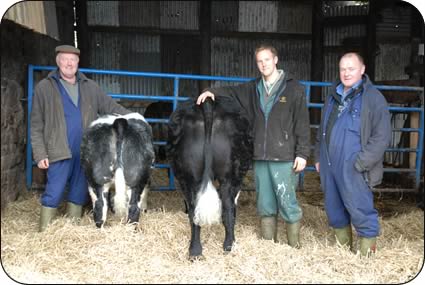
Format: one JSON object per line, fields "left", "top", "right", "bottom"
{"left": 25, "top": 65, "right": 424, "bottom": 194}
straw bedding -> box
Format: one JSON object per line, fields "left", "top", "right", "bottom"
{"left": 1, "top": 172, "right": 423, "bottom": 284}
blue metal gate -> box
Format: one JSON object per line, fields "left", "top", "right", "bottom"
{"left": 26, "top": 65, "right": 424, "bottom": 192}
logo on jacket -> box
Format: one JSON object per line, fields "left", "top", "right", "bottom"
{"left": 279, "top": 96, "right": 287, "bottom": 103}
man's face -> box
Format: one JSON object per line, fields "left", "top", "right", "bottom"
{"left": 339, "top": 55, "right": 365, "bottom": 89}
{"left": 56, "top": 53, "right": 79, "bottom": 78}
{"left": 256, "top": 49, "right": 278, "bottom": 78}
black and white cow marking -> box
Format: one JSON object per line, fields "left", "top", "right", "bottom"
{"left": 81, "top": 112, "right": 155, "bottom": 228}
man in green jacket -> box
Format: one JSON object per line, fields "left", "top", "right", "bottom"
{"left": 196, "top": 44, "right": 310, "bottom": 248}
{"left": 31, "top": 45, "right": 131, "bottom": 232}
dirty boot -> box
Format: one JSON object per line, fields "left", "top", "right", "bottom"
{"left": 260, "top": 216, "right": 277, "bottom": 241}
{"left": 334, "top": 225, "right": 353, "bottom": 251}
{"left": 66, "top": 202, "right": 83, "bottom": 221}
{"left": 359, "top": 237, "right": 377, "bottom": 257}
{"left": 39, "top": 206, "right": 57, "bottom": 232}
{"left": 286, "top": 221, "right": 301, "bottom": 248}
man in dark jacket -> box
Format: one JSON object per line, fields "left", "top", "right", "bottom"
{"left": 314, "top": 52, "right": 391, "bottom": 257}
{"left": 197, "top": 44, "right": 310, "bottom": 248}
{"left": 31, "top": 45, "right": 131, "bottom": 232}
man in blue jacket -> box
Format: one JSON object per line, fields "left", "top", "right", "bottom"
{"left": 197, "top": 44, "right": 310, "bottom": 248}
{"left": 314, "top": 52, "right": 391, "bottom": 257}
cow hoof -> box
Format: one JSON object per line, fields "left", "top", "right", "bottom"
{"left": 223, "top": 245, "right": 233, "bottom": 252}
{"left": 188, "top": 255, "right": 205, "bottom": 262}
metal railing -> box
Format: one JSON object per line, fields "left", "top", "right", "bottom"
{"left": 26, "top": 65, "right": 424, "bottom": 192}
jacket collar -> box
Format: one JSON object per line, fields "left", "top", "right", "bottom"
{"left": 48, "top": 69, "right": 88, "bottom": 82}
{"left": 331, "top": 74, "right": 371, "bottom": 104}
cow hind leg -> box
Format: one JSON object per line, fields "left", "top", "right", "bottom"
{"left": 188, "top": 209, "right": 203, "bottom": 260}
{"left": 220, "top": 182, "right": 237, "bottom": 252}
{"left": 139, "top": 184, "right": 150, "bottom": 213}
{"left": 185, "top": 182, "right": 204, "bottom": 259}
{"left": 127, "top": 185, "right": 143, "bottom": 224}
{"left": 90, "top": 185, "right": 109, "bottom": 228}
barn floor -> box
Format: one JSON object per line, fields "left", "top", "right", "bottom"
{"left": 1, "top": 173, "right": 424, "bottom": 284}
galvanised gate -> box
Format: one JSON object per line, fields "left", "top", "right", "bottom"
{"left": 26, "top": 65, "right": 424, "bottom": 193}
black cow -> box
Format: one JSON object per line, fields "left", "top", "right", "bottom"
{"left": 81, "top": 113, "right": 155, "bottom": 228}
{"left": 167, "top": 97, "right": 253, "bottom": 259}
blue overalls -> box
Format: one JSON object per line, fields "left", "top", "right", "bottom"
{"left": 319, "top": 85, "right": 379, "bottom": 238}
{"left": 41, "top": 76, "right": 89, "bottom": 208}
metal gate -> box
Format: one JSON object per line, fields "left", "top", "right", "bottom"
{"left": 26, "top": 65, "right": 424, "bottom": 192}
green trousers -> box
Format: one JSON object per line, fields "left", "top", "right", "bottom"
{"left": 254, "top": 161, "right": 302, "bottom": 223}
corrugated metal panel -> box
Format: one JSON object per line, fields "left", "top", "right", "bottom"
{"left": 375, "top": 43, "right": 411, "bottom": 81}
{"left": 211, "top": 37, "right": 311, "bottom": 87}
{"left": 323, "top": 1, "right": 369, "bottom": 17}
{"left": 88, "top": 32, "right": 162, "bottom": 96}
{"left": 376, "top": 6, "right": 411, "bottom": 39}
{"left": 277, "top": 1, "right": 312, "bottom": 34}
{"left": 4, "top": 1, "right": 59, "bottom": 40}
{"left": 211, "top": 1, "right": 238, "bottom": 32}
{"left": 87, "top": 1, "right": 119, "bottom": 26}
{"left": 160, "top": 1, "right": 199, "bottom": 30}
{"left": 324, "top": 24, "right": 366, "bottom": 46}
{"left": 118, "top": 1, "right": 160, "bottom": 28}
{"left": 238, "top": 1, "right": 278, "bottom": 33}
{"left": 321, "top": 53, "right": 339, "bottom": 99}
{"left": 161, "top": 35, "right": 201, "bottom": 98}
{"left": 323, "top": 53, "right": 339, "bottom": 83}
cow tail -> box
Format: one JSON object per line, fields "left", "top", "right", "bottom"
{"left": 112, "top": 118, "right": 128, "bottom": 217}
{"left": 193, "top": 98, "right": 222, "bottom": 226}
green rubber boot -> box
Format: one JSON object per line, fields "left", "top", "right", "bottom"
{"left": 39, "top": 206, "right": 57, "bottom": 232}
{"left": 66, "top": 202, "right": 83, "bottom": 220}
{"left": 260, "top": 216, "right": 277, "bottom": 241}
{"left": 286, "top": 221, "right": 301, "bottom": 249}
{"left": 359, "top": 237, "right": 377, "bottom": 257}
{"left": 334, "top": 225, "right": 353, "bottom": 251}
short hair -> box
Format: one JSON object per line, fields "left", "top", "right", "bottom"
{"left": 339, "top": 52, "right": 365, "bottom": 65}
{"left": 254, "top": 44, "right": 278, "bottom": 58}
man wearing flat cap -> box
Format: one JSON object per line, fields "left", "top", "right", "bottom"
{"left": 31, "top": 44, "right": 131, "bottom": 231}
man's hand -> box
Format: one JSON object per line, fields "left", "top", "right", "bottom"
{"left": 196, "top": 91, "right": 215, "bottom": 105}
{"left": 37, "top": 158, "right": 49, "bottom": 169}
{"left": 293, "top": 157, "right": 307, "bottom": 172}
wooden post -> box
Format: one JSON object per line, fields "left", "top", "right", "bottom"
{"left": 310, "top": 0, "right": 324, "bottom": 125}
{"left": 365, "top": 0, "right": 377, "bottom": 80}
{"left": 199, "top": 0, "right": 212, "bottom": 91}
{"left": 409, "top": 112, "right": 419, "bottom": 169}
{"left": 75, "top": 0, "right": 89, "bottom": 68}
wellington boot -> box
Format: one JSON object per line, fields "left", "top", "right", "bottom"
{"left": 39, "top": 206, "right": 57, "bottom": 232}
{"left": 260, "top": 216, "right": 277, "bottom": 241}
{"left": 359, "top": 237, "right": 377, "bottom": 257}
{"left": 286, "top": 221, "right": 301, "bottom": 249}
{"left": 66, "top": 202, "right": 83, "bottom": 221}
{"left": 334, "top": 225, "right": 353, "bottom": 251}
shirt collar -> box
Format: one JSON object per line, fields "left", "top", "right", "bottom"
{"left": 262, "top": 69, "right": 285, "bottom": 94}
{"left": 336, "top": 79, "right": 363, "bottom": 100}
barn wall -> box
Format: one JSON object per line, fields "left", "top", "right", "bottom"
{"left": 3, "top": 1, "right": 59, "bottom": 40}
{"left": 210, "top": 37, "right": 311, "bottom": 87}
{"left": 0, "top": 20, "right": 60, "bottom": 211}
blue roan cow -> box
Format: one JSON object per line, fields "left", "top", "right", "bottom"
{"left": 81, "top": 113, "right": 155, "bottom": 228}
{"left": 168, "top": 97, "right": 253, "bottom": 259}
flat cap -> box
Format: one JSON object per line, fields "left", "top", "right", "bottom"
{"left": 55, "top": 45, "right": 80, "bottom": 55}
